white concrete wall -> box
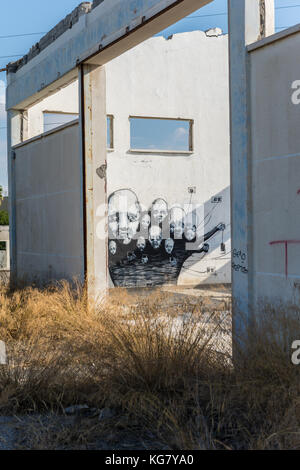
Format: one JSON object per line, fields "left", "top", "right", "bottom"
{"left": 24, "top": 31, "right": 231, "bottom": 287}
{"left": 105, "top": 31, "right": 231, "bottom": 286}
{"left": 249, "top": 30, "right": 300, "bottom": 306}
{"left": 28, "top": 82, "right": 79, "bottom": 139}
{"left": 13, "top": 121, "right": 84, "bottom": 283}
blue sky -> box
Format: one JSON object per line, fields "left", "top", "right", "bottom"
{"left": 1, "top": 0, "right": 300, "bottom": 188}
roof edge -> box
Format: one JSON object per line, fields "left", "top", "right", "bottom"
{"left": 7, "top": 2, "right": 98, "bottom": 73}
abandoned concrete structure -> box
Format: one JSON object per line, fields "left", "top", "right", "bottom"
{"left": 14, "top": 28, "right": 231, "bottom": 288}
{"left": 0, "top": 226, "right": 9, "bottom": 272}
{"left": 5, "top": 1, "right": 300, "bottom": 325}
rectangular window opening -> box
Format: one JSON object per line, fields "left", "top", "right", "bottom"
{"left": 43, "top": 112, "right": 79, "bottom": 133}
{"left": 0, "top": 241, "right": 7, "bottom": 270}
{"left": 43, "top": 112, "right": 114, "bottom": 149}
{"left": 130, "top": 117, "right": 193, "bottom": 153}
{"left": 107, "top": 115, "right": 114, "bottom": 150}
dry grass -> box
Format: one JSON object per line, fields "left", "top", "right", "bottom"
{"left": 0, "top": 281, "right": 299, "bottom": 450}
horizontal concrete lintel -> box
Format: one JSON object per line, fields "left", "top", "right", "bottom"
{"left": 247, "top": 22, "right": 300, "bottom": 52}
{"left": 6, "top": 0, "right": 212, "bottom": 110}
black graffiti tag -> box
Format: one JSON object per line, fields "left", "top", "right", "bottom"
{"left": 232, "top": 248, "right": 248, "bottom": 274}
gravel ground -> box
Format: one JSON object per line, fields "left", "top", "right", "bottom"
{"left": 0, "top": 412, "right": 167, "bottom": 450}
{"left": 0, "top": 417, "right": 17, "bottom": 450}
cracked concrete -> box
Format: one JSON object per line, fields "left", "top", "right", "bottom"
{"left": 7, "top": 1, "right": 107, "bottom": 73}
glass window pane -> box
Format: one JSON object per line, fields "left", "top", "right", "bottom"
{"left": 44, "top": 113, "right": 78, "bottom": 133}
{"left": 130, "top": 117, "right": 192, "bottom": 152}
{"left": 107, "top": 116, "right": 114, "bottom": 149}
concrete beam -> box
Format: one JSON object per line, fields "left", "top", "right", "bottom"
{"left": 6, "top": 0, "right": 212, "bottom": 110}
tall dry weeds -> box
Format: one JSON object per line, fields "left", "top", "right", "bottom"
{"left": 0, "top": 281, "right": 299, "bottom": 449}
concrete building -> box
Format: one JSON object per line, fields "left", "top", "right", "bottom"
{"left": 0, "top": 197, "right": 9, "bottom": 276}
{"left": 0, "top": 225, "right": 10, "bottom": 273}
{"left": 5, "top": 0, "right": 299, "bottom": 329}
{"left": 18, "top": 28, "right": 231, "bottom": 288}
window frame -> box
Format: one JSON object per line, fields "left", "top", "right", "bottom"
{"left": 128, "top": 115, "right": 194, "bottom": 155}
{"left": 43, "top": 111, "right": 79, "bottom": 133}
{"left": 107, "top": 114, "right": 114, "bottom": 151}
{"left": 43, "top": 111, "right": 114, "bottom": 150}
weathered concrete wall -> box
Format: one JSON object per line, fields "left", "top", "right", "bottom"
{"left": 105, "top": 31, "right": 231, "bottom": 286}
{"left": 23, "top": 31, "right": 231, "bottom": 287}
{"left": 228, "top": 0, "right": 275, "bottom": 326}
{"left": 27, "top": 82, "right": 79, "bottom": 139}
{"left": 249, "top": 29, "right": 300, "bottom": 306}
{"left": 13, "top": 121, "right": 83, "bottom": 283}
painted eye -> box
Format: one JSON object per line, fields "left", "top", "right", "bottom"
{"left": 109, "top": 213, "right": 118, "bottom": 223}
{"left": 128, "top": 213, "right": 138, "bottom": 222}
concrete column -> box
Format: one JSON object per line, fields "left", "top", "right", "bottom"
{"left": 228, "top": 0, "right": 274, "bottom": 335}
{"left": 20, "top": 110, "right": 28, "bottom": 142}
{"left": 6, "top": 109, "right": 22, "bottom": 283}
{"left": 79, "top": 64, "right": 108, "bottom": 300}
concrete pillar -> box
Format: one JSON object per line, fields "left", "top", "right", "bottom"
{"left": 228, "top": 0, "right": 274, "bottom": 336}
{"left": 79, "top": 64, "right": 108, "bottom": 300}
{"left": 6, "top": 109, "right": 22, "bottom": 283}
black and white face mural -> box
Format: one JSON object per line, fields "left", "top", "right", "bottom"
{"left": 108, "top": 189, "right": 225, "bottom": 288}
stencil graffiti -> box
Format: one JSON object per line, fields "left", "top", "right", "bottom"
{"left": 108, "top": 189, "right": 226, "bottom": 287}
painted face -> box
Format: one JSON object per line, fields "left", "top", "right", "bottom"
{"left": 109, "top": 240, "right": 117, "bottom": 256}
{"left": 108, "top": 190, "right": 141, "bottom": 244}
{"left": 185, "top": 223, "right": 197, "bottom": 242}
{"left": 141, "top": 214, "right": 151, "bottom": 231}
{"left": 137, "top": 237, "right": 146, "bottom": 252}
{"left": 165, "top": 238, "right": 174, "bottom": 255}
{"left": 152, "top": 199, "right": 168, "bottom": 224}
{"left": 170, "top": 206, "right": 185, "bottom": 239}
{"left": 149, "top": 226, "right": 162, "bottom": 250}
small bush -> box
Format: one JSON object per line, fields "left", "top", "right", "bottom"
{"left": 0, "top": 211, "right": 9, "bottom": 226}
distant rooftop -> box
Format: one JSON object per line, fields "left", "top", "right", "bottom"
{"left": 7, "top": 1, "right": 105, "bottom": 73}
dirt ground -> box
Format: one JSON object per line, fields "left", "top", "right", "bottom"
{"left": 0, "top": 284, "right": 232, "bottom": 450}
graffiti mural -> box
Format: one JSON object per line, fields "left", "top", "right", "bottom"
{"left": 108, "top": 189, "right": 225, "bottom": 287}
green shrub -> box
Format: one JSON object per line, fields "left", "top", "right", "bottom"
{"left": 0, "top": 210, "right": 9, "bottom": 226}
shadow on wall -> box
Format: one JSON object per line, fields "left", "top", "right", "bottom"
{"left": 107, "top": 186, "right": 231, "bottom": 288}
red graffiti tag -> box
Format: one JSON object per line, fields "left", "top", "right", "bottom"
{"left": 297, "top": 189, "right": 300, "bottom": 195}
{"left": 269, "top": 240, "right": 300, "bottom": 278}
